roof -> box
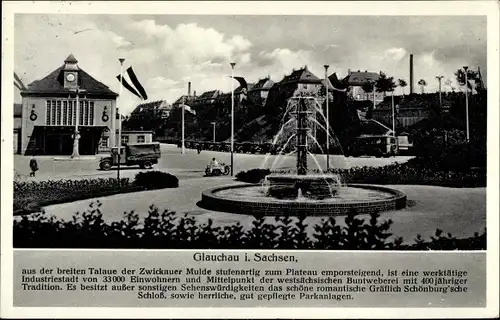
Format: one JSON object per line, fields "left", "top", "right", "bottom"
{"left": 280, "top": 66, "right": 322, "bottom": 85}
{"left": 196, "top": 90, "right": 220, "bottom": 100}
{"left": 251, "top": 77, "right": 274, "bottom": 90}
{"left": 64, "top": 54, "right": 78, "bottom": 64}
{"left": 345, "top": 71, "right": 379, "bottom": 86}
{"left": 14, "top": 103, "right": 22, "bottom": 117}
{"left": 132, "top": 100, "right": 171, "bottom": 113}
{"left": 21, "top": 64, "right": 117, "bottom": 97}
{"left": 173, "top": 95, "right": 196, "bottom": 105}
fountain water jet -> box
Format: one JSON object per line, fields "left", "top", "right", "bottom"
{"left": 199, "top": 94, "right": 407, "bottom": 216}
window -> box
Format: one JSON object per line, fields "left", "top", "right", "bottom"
{"left": 121, "top": 136, "right": 129, "bottom": 145}
{"left": 101, "top": 137, "right": 109, "bottom": 148}
{"left": 46, "top": 99, "right": 94, "bottom": 126}
{"left": 137, "top": 135, "right": 145, "bottom": 143}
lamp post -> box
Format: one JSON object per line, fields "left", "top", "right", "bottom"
{"left": 463, "top": 66, "right": 470, "bottom": 142}
{"left": 391, "top": 89, "right": 395, "bottom": 137}
{"left": 436, "top": 75, "right": 444, "bottom": 108}
{"left": 117, "top": 58, "right": 125, "bottom": 181}
{"left": 211, "top": 122, "right": 216, "bottom": 143}
{"left": 71, "top": 88, "right": 84, "bottom": 158}
{"left": 230, "top": 62, "right": 236, "bottom": 176}
{"left": 324, "top": 64, "right": 330, "bottom": 171}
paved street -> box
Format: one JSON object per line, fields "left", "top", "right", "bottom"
{"left": 14, "top": 143, "right": 413, "bottom": 181}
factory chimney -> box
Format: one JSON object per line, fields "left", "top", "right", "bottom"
{"left": 409, "top": 54, "right": 414, "bottom": 95}
{"left": 188, "top": 82, "right": 191, "bottom": 97}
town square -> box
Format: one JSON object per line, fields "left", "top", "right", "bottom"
{"left": 11, "top": 13, "right": 487, "bottom": 250}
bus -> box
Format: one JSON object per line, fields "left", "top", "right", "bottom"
{"left": 347, "top": 135, "right": 398, "bottom": 157}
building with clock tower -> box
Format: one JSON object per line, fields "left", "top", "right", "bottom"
{"left": 19, "top": 54, "right": 118, "bottom": 155}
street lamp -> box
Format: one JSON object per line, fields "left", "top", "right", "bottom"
{"left": 323, "top": 64, "right": 330, "bottom": 171}
{"left": 211, "top": 122, "right": 216, "bottom": 143}
{"left": 436, "top": 75, "right": 444, "bottom": 108}
{"left": 117, "top": 58, "right": 125, "bottom": 181}
{"left": 463, "top": 66, "right": 470, "bottom": 142}
{"left": 391, "top": 88, "right": 395, "bottom": 137}
{"left": 71, "top": 88, "right": 85, "bottom": 158}
{"left": 230, "top": 62, "right": 236, "bottom": 176}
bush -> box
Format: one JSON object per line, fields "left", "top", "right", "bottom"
{"left": 13, "top": 202, "right": 486, "bottom": 250}
{"left": 133, "top": 171, "right": 179, "bottom": 189}
{"left": 235, "top": 168, "right": 271, "bottom": 183}
{"left": 13, "top": 178, "right": 138, "bottom": 215}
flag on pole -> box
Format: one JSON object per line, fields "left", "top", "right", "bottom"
{"left": 116, "top": 66, "right": 148, "bottom": 100}
{"left": 184, "top": 104, "right": 197, "bottom": 116}
{"left": 14, "top": 72, "right": 26, "bottom": 91}
{"left": 231, "top": 76, "right": 247, "bottom": 89}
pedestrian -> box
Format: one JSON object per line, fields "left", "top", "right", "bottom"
{"left": 29, "top": 155, "right": 38, "bottom": 177}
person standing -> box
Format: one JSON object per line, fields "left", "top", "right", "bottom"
{"left": 29, "top": 155, "right": 38, "bottom": 177}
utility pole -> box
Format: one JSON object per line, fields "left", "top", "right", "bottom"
{"left": 436, "top": 75, "right": 444, "bottom": 108}
{"left": 463, "top": 66, "right": 470, "bottom": 142}
{"left": 230, "top": 62, "right": 236, "bottom": 176}
{"left": 324, "top": 64, "right": 330, "bottom": 171}
{"left": 117, "top": 58, "right": 125, "bottom": 181}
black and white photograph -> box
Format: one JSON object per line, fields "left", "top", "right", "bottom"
{"left": 11, "top": 11, "right": 489, "bottom": 250}
{"left": 2, "top": 1, "right": 499, "bottom": 317}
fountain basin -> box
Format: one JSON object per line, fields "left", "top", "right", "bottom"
{"left": 200, "top": 183, "right": 407, "bottom": 216}
{"left": 266, "top": 174, "right": 341, "bottom": 200}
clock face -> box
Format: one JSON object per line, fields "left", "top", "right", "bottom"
{"left": 66, "top": 73, "right": 76, "bottom": 82}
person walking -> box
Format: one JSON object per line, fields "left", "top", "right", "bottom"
{"left": 29, "top": 155, "right": 38, "bottom": 177}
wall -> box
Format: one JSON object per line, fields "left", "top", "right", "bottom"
{"left": 372, "top": 108, "right": 430, "bottom": 129}
{"left": 21, "top": 95, "right": 116, "bottom": 154}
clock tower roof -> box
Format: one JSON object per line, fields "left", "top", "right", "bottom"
{"left": 21, "top": 55, "right": 117, "bottom": 98}
{"left": 64, "top": 54, "right": 78, "bottom": 64}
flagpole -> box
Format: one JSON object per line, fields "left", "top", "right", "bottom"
{"left": 182, "top": 95, "right": 185, "bottom": 154}
{"left": 463, "top": 66, "right": 470, "bottom": 143}
{"left": 324, "top": 64, "right": 329, "bottom": 171}
{"left": 117, "top": 58, "right": 125, "bottom": 181}
{"left": 230, "top": 62, "right": 236, "bottom": 176}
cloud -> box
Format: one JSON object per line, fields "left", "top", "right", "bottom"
{"left": 384, "top": 48, "right": 407, "bottom": 61}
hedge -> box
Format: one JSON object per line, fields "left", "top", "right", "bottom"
{"left": 13, "top": 202, "right": 486, "bottom": 250}
{"left": 14, "top": 171, "right": 179, "bottom": 215}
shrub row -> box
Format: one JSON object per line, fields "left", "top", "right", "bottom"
{"left": 234, "top": 163, "right": 485, "bottom": 188}
{"left": 13, "top": 202, "right": 486, "bottom": 250}
{"left": 14, "top": 171, "right": 178, "bottom": 215}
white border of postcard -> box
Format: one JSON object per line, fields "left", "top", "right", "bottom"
{"left": 2, "top": 1, "right": 499, "bottom": 318}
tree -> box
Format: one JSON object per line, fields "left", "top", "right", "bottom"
{"left": 398, "top": 79, "right": 407, "bottom": 96}
{"left": 375, "top": 72, "right": 396, "bottom": 97}
{"left": 418, "top": 79, "right": 427, "bottom": 94}
{"left": 361, "top": 81, "right": 374, "bottom": 100}
{"left": 455, "top": 69, "right": 479, "bottom": 92}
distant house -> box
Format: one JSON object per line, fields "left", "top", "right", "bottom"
{"left": 265, "top": 66, "right": 335, "bottom": 113}
{"left": 248, "top": 76, "right": 274, "bottom": 107}
{"left": 130, "top": 100, "right": 172, "bottom": 120}
{"left": 343, "top": 70, "right": 384, "bottom": 104}
{"left": 172, "top": 95, "right": 196, "bottom": 109}
{"left": 194, "top": 90, "right": 221, "bottom": 108}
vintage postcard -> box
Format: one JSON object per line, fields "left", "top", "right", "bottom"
{"left": 1, "top": 1, "right": 499, "bottom": 318}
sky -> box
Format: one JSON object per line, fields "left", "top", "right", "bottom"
{"left": 14, "top": 14, "right": 486, "bottom": 114}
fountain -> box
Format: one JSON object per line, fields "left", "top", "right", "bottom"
{"left": 199, "top": 93, "right": 406, "bottom": 216}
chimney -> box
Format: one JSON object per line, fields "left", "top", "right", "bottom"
{"left": 193, "top": 90, "right": 196, "bottom": 97}
{"left": 348, "top": 69, "right": 351, "bottom": 76}
{"left": 188, "top": 82, "right": 191, "bottom": 97}
{"left": 409, "top": 54, "right": 414, "bottom": 94}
